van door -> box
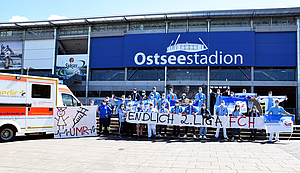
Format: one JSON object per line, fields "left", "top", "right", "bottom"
{"left": 26, "top": 79, "right": 56, "bottom": 132}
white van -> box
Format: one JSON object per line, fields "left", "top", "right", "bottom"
{"left": 0, "top": 73, "right": 82, "bottom": 141}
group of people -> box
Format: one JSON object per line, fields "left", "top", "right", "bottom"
{"left": 94, "top": 86, "right": 293, "bottom": 142}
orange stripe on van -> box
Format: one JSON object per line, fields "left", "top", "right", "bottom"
{"left": 0, "top": 107, "right": 26, "bottom": 116}
{"left": 0, "top": 75, "right": 26, "bottom": 82}
{"left": 59, "top": 88, "right": 71, "bottom": 93}
{"left": 28, "top": 107, "right": 53, "bottom": 116}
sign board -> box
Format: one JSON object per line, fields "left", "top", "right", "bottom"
{"left": 54, "top": 106, "right": 97, "bottom": 138}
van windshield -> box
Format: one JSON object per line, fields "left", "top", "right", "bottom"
{"left": 62, "top": 93, "right": 79, "bottom": 106}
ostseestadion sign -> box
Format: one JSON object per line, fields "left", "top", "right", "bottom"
{"left": 124, "top": 31, "right": 255, "bottom": 67}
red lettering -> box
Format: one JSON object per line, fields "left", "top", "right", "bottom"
{"left": 229, "top": 116, "right": 237, "bottom": 127}
{"left": 249, "top": 117, "right": 255, "bottom": 128}
{"left": 83, "top": 126, "right": 89, "bottom": 135}
{"left": 70, "top": 128, "right": 75, "bottom": 136}
{"left": 238, "top": 116, "right": 246, "bottom": 127}
{"left": 76, "top": 127, "right": 83, "bottom": 136}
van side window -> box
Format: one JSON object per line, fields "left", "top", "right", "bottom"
{"left": 62, "top": 93, "right": 79, "bottom": 106}
{"left": 32, "top": 84, "right": 51, "bottom": 99}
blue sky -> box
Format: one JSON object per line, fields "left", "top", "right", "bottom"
{"left": 1, "top": 0, "right": 299, "bottom": 22}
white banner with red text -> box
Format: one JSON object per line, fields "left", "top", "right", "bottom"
{"left": 54, "top": 106, "right": 97, "bottom": 138}
{"left": 126, "top": 112, "right": 265, "bottom": 129}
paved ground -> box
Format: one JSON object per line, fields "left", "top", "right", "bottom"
{"left": 0, "top": 135, "right": 300, "bottom": 173}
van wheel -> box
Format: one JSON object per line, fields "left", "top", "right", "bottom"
{"left": 0, "top": 126, "right": 16, "bottom": 142}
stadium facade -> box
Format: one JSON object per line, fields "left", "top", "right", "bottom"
{"left": 0, "top": 7, "right": 299, "bottom": 123}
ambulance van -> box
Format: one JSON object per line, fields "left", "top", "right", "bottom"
{"left": 0, "top": 73, "right": 82, "bottom": 141}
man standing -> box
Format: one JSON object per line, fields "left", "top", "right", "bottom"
{"left": 267, "top": 100, "right": 293, "bottom": 142}
{"left": 166, "top": 88, "right": 177, "bottom": 101}
{"left": 145, "top": 103, "right": 158, "bottom": 138}
{"left": 157, "top": 93, "right": 170, "bottom": 110}
{"left": 171, "top": 101, "right": 183, "bottom": 138}
{"left": 214, "top": 100, "right": 229, "bottom": 139}
{"left": 98, "top": 100, "right": 112, "bottom": 136}
{"left": 183, "top": 100, "right": 198, "bottom": 139}
{"left": 149, "top": 87, "right": 161, "bottom": 106}
{"left": 131, "top": 88, "right": 140, "bottom": 101}
{"left": 195, "top": 87, "right": 206, "bottom": 108}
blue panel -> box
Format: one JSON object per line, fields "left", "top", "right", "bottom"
{"left": 255, "top": 32, "right": 296, "bottom": 67}
{"left": 90, "top": 37, "right": 124, "bottom": 68}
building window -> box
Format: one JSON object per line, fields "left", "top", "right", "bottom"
{"left": 169, "top": 20, "right": 187, "bottom": 29}
{"left": 92, "top": 23, "right": 127, "bottom": 32}
{"left": 129, "top": 21, "right": 165, "bottom": 31}
{"left": 91, "top": 69, "right": 125, "bottom": 81}
{"left": 210, "top": 67, "right": 251, "bottom": 81}
{"left": 211, "top": 18, "right": 250, "bottom": 28}
{"left": 254, "top": 68, "right": 295, "bottom": 81}
{"left": 0, "top": 30, "right": 23, "bottom": 37}
{"left": 28, "top": 70, "right": 52, "bottom": 77}
{"left": 26, "top": 28, "right": 54, "bottom": 36}
{"left": 168, "top": 68, "right": 207, "bottom": 81}
{"left": 188, "top": 20, "right": 207, "bottom": 29}
{"left": 127, "top": 68, "right": 164, "bottom": 81}
{"left": 59, "top": 26, "right": 89, "bottom": 36}
{"left": 272, "top": 17, "right": 296, "bottom": 26}
{"left": 253, "top": 18, "right": 271, "bottom": 28}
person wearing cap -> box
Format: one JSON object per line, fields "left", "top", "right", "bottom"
{"left": 131, "top": 88, "right": 140, "bottom": 101}
{"left": 98, "top": 100, "right": 112, "bottom": 136}
{"left": 149, "top": 87, "right": 161, "bottom": 107}
{"left": 145, "top": 103, "right": 158, "bottom": 138}
{"left": 158, "top": 93, "right": 170, "bottom": 110}
{"left": 214, "top": 100, "right": 229, "bottom": 139}
{"left": 267, "top": 100, "right": 294, "bottom": 142}
{"left": 183, "top": 100, "right": 198, "bottom": 139}
{"left": 195, "top": 87, "right": 206, "bottom": 108}
{"left": 157, "top": 102, "right": 169, "bottom": 137}
{"left": 140, "top": 90, "right": 148, "bottom": 100}
{"left": 171, "top": 101, "right": 183, "bottom": 138}
{"left": 166, "top": 88, "right": 177, "bottom": 101}
{"left": 180, "top": 93, "right": 188, "bottom": 101}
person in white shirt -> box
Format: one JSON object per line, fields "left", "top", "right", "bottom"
{"left": 145, "top": 103, "right": 158, "bottom": 138}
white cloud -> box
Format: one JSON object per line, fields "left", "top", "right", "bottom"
{"left": 47, "top": 14, "right": 68, "bottom": 20}
{"left": 9, "top": 15, "right": 29, "bottom": 22}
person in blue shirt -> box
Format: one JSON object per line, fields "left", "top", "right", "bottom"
{"left": 267, "top": 100, "right": 293, "bottom": 142}
{"left": 98, "top": 100, "right": 112, "bottom": 136}
{"left": 157, "top": 93, "right": 170, "bottom": 110}
{"left": 214, "top": 100, "right": 229, "bottom": 139}
{"left": 118, "top": 104, "right": 127, "bottom": 138}
{"left": 195, "top": 87, "right": 206, "bottom": 108}
{"left": 210, "top": 88, "right": 229, "bottom": 106}
{"left": 166, "top": 88, "right": 177, "bottom": 101}
{"left": 231, "top": 104, "right": 242, "bottom": 140}
{"left": 157, "top": 103, "right": 170, "bottom": 137}
{"left": 171, "top": 101, "right": 183, "bottom": 138}
{"left": 149, "top": 86, "right": 161, "bottom": 107}
{"left": 183, "top": 100, "right": 198, "bottom": 139}
{"left": 247, "top": 105, "right": 261, "bottom": 141}
{"left": 198, "top": 103, "right": 211, "bottom": 139}
{"left": 136, "top": 102, "right": 145, "bottom": 138}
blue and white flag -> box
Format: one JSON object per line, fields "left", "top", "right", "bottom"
{"left": 264, "top": 114, "right": 294, "bottom": 133}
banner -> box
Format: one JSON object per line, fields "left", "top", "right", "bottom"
{"left": 264, "top": 114, "right": 294, "bottom": 133}
{"left": 54, "top": 106, "right": 97, "bottom": 138}
{"left": 126, "top": 112, "right": 265, "bottom": 129}
{"left": 0, "top": 41, "right": 22, "bottom": 69}
{"left": 56, "top": 54, "right": 88, "bottom": 80}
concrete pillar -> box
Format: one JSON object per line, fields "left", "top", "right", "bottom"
{"left": 85, "top": 26, "right": 91, "bottom": 105}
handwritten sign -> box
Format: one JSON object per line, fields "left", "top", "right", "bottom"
{"left": 54, "top": 106, "right": 97, "bottom": 138}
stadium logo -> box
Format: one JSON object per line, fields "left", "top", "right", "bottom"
{"left": 281, "top": 118, "right": 293, "bottom": 127}
{"left": 166, "top": 34, "right": 208, "bottom": 53}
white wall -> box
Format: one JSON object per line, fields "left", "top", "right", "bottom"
{"left": 24, "top": 39, "right": 55, "bottom": 69}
